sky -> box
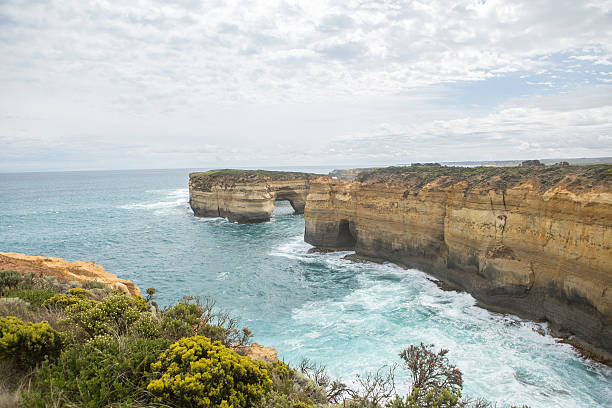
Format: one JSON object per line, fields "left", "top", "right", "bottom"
{"left": 1, "top": 0, "right": 612, "bottom": 172}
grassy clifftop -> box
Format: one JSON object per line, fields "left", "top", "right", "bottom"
{"left": 190, "top": 169, "right": 318, "bottom": 191}
{"left": 356, "top": 164, "right": 612, "bottom": 192}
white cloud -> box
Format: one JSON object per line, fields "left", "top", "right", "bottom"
{"left": 329, "top": 86, "right": 612, "bottom": 162}
{"left": 0, "top": 0, "right": 611, "bottom": 170}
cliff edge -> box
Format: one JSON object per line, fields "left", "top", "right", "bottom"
{"left": 0, "top": 252, "right": 141, "bottom": 297}
{"left": 189, "top": 169, "right": 321, "bottom": 223}
{"left": 304, "top": 165, "right": 612, "bottom": 360}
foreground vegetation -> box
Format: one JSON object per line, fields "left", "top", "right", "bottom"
{"left": 1, "top": 269, "right": 526, "bottom": 407}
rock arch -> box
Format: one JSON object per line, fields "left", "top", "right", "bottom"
{"left": 189, "top": 170, "right": 319, "bottom": 223}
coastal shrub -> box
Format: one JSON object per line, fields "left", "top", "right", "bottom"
{"left": 399, "top": 343, "right": 462, "bottom": 392}
{"left": 388, "top": 387, "right": 462, "bottom": 408}
{"left": 0, "top": 316, "right": 63, "bottom": 367}
{"left": 67, "top": 287, "right": 91, "bottom": 297}
{"left": 42, "top": 293, "right": 83, "bottom": 309}
{"left": 0, "top": 298, "right": 30, "bottom": 319}
{"left": 298, "top": 358, "right": 347, "bottom": 404}
{"left": 161, "top": 296, "right": 253, "bottom": 346}
{"left": 266, "top": 360, "right": 327, "bottom": 406}
{"left": 7, "top": 288, "right": 56, "bottom": 308}
{"left": 257, "top": 392, "right": 318, "bottom": 408}
{"left": 129, "top": 312, "right": 161, "bottom": 338}
{"left": 24, "top": 335, "right": 172, "bottom": 407}
{"left": 0, "top": 270, "right": 23, "bottom": 294}
{"left": 160, "top": 298, "right": 204, "bottom": 338}
{"left": 131, "top": 293, "right": 149, "bottom": 311}
{"left": 388, "top": 343, "right": 463, "bottom": 408}
{"left": 67, "top": 280, "right": 82, "bottom": 288}
{"left": 65, "top": 293, "right": 142, "bottom": 337}
{"left": 42, "top": 288, "right": 91, "bottom": 309}
{"left": 83, "top": 279, "right": 106, "bottom": 290}
{"left": 147, "top": 335, "right": 272, "bottom": 407}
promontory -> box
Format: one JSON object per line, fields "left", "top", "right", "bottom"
{"left": 189, "top": 169, "right": 318, "bottom": 223}
{"left": 189, "top": 164, "right": 612, "bottom": 361}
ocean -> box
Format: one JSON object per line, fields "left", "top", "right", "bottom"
{"left": 1, "top": 168, "right": 610, "bottom": 407}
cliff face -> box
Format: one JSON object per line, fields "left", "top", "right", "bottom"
{"left": 0, "top": 252, "right": 141, "bottom": 296}
{"left": 189, "top": 170, "right": 318, "bottom": 223}
{"left": 304, "top": 165, "right": 612, "bottom": 358}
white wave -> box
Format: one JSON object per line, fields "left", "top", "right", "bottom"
{"left": 118, "top": 188, "right": 189, "bottom": 210}
{"left": 119, "top": 198, "right": 186, "bottom": 210}
{"left": 195, "top": 216, "right": 227, "bottom": 223}
{"left": 145, "top": 188, "right": 189, "bottom": 198}
{"left": 285, "top": 259, "right": 612, "bottom": 407}
{"left": 268, "top": 235, "right": 314, "bottom": 260}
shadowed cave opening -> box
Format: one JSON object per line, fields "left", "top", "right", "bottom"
{"left": 337, "top": 219, "right": 357, "bottom": 249}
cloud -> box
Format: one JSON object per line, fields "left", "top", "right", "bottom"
{"left": 328, "top": 86, "right": 612, "bottom": 162}
{"left": 0, "top": 0, "right": 611, "bottom": 170}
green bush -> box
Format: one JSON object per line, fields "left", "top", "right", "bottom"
{"left": 24, "top": 335, "right": 172, "bottom": 407}
{"left": 160, "top": 299, "right": 204, "bottom": 339}
{"left": 42, "top": 292, "right": 89, "bottom": 310}
{"left": 160, "top": 296, "right": 253, "bottom": 346}
{"left": 129, "top": 312, "right": 161, "bottom": 338}
{"left": 389, "top": 387, "right": 462, "bottom": 408}
{"left": 67, "top": 287, "right": 91, "bottom": 297}
{"left": 389, "top": 343, "right": 464, "bottom": 408}
{"left": 258, "top": 391, "right": 318, "bottom": 408}
{"left": 83, "top": 280, "right": 106, "bottom": 290}
{"left": 65, "top": 293, "right": 142, "bottom": 337}
{"left": 0, "top": 316, "right": 63, "bottom": 367}
{"left": 262, "top": 360, "right": 326, "bottom": 407}
{"left": 7, "top": 288, "right": 56, "bottom": 308}
{"left": 0, "top": 270, "right": 23, "bottom": 294}
{"left": 147, "top": 336, "right": 272, "bottom": 407}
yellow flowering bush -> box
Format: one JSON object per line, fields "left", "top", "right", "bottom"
{"left": 0, "top": 316, "right": 63, "bottom": 367}
{"left": 42, "top": 288, "right": 91, "bottom": 309}
{"left": 147, "top": 336, "right": 272, "bottom": 407}
{"left": 65, "top": 293, "right": 141, "bottom": 337}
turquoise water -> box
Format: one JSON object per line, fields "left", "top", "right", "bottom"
{"left": 1, "top": 169, "right": 611, "bottom": 407}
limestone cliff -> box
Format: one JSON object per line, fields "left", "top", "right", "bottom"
{"left": 189, "top": 170, "right": 319, "bottom": 223}
{"left": 304, "top": 165, "right": 612, "bottom": 359}
{"left": 0, "top": 252, "right": 141, "bottom": 297}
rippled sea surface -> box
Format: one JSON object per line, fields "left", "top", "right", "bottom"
{"left": 1, "top": 169, "right": 611, "bottom": 407}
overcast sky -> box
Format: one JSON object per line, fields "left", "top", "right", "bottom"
{"left": 1, "top": 0, "right": 612, "bottom": 171}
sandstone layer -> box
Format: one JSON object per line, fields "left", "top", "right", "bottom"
{"left": 304, "top": 165, "right": 612, "bottom": 359}
{"left": 189, "top": 170, "right": 320, "bottom": 223}
{"left": 232, "top": 343, "right": 278, "bottom": 363}
{"left": 0, "top": 252, "right": 141, "bottom": 297}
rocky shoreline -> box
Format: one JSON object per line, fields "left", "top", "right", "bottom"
{"left": 304, "top": 165, "right": 612, "bottom": 363}
{"left": 189, "top": 165, "right": 612, "bottom": 363}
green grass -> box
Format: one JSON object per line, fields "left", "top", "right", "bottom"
{"left": 355, "top": 164, "right": 612, "bottom": 191}
{"left": 189, "top": 169, "right": 319, "bottom": 191}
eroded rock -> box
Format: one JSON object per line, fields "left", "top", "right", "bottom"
{"left": 189, "top": 170, "right": 321, "bottom": 223}
{"left": 303, "top": 165, "right": 612, "bottom": 358}
{"left": 0, "top": 252, "right": 141, "bottom": 297}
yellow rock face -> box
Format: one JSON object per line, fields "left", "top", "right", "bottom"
{"left": 304, "top": 174, "right": 612, "bottom": 357}
{"left": 189, "top": 171, "right": 315, "bottom": 223}
{"left": 232, "top": 342, "right": 278, "bottom": 363}
{"left": 0, "top": 252, "right": 141, "bottom": 297}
